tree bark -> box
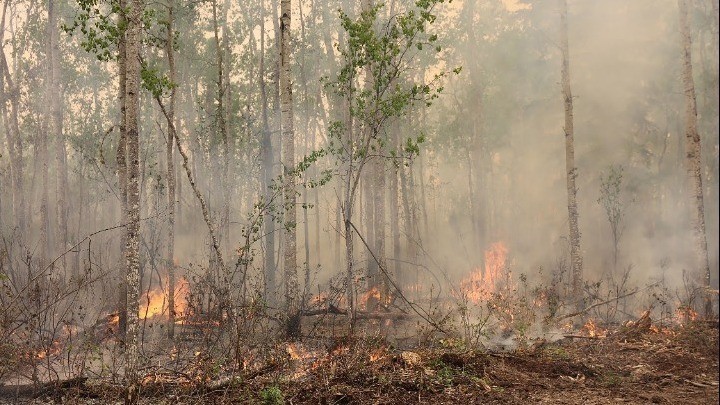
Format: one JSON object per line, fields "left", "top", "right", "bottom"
{"left": 280, "top": 0, "right": 299, "bottom": 338}
{"left": 124, "top": 0, "right": 143, "bottom": 402}
{"left": 0, "top": 0, "right": 26, "bottom": 236}
{"left": 678, "top": 0, "right": 712, "bottom": 318}
{"left": 559, "top": 0, "right": 584, "bottom": 311}
{"left": 211, "top": 0, "right": 230, "bottom": 259}
{"left": 40, "top": 0, "right": 54, "bottom": 270}
{"left": 49, "top": 0, "right": 68, "bottom": 276}
{"left": 389, "top": 121, "right": 402, "bottom": 286}
{"left": 259, "top": 3, "right": 276, "bottom": 301}
{"left": 165, "top": 0, "right": 177, "bottom": 339}
{"left": 116, "top": 0, "right": 129, "bottom": 338}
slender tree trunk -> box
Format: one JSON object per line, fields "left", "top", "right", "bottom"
{"left": 373, "top": 158, "right": 387, "bottom": 302}
{"left": 559, "top": 0, "right": 584, "bottom": 311}
{"left": 39, "top": 0, "right": 53, "bottom": 270}
{"left": 124, "top": 0, "right": 144, "bottom": 402}
{"left": 259, "top": 3, "right": 276, "bottom": 300}
{"left": 364, "top": 165, "right": 377, "bottom": 296}
{"left": 49, "top": 0, "right": 68, "bottom": 276}
{"left": 211, "top": 0, "right": 230, "bottom": 269}
{"left": 165, "top": 0, "right": 177, "bottom": 339}
{"left": 280, "top": 0, "right": 299, "bottom": 338}
{"left": 389, "top": 121, "right": 402, "bottom": 286}
{"left": 0, "top": 8, "right": 25, "bottom": 236}
{"left": 299, "top": 0, "right": 311, "bottom": 297}
{"left": 678, "top": 0, "right": 712, "bottom": 318}
{"left": 116, "top": 0, "right": 129, "bottom": 337}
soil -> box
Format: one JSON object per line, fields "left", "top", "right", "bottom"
{"left": 1, "top": 320, "right": 718, "bottom": 404}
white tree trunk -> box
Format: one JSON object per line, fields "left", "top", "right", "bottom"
{"left": 280, "top": 0, "right": 299, "bottom": 337}
{"left": 124, "top": 0, "right": 143, "bottom": 401}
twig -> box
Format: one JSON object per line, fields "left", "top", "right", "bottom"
{"left": 684, "top": 379, "right": 718, "bottom": 388}
{"left": 557, "top": 282, "right": 659, "bottom": 321}
{"left": 563, "top": 334, "right": 604, "bottom": 340}
{"left": 347, "top": 220, "right": 448, "bottom": 334}
{"left": 153, "top": 94, "right": 226, "bottom": 273}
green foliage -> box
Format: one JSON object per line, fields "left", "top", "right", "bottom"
{"left": 260, "top": 385, "right": 284, "bottom": 405}
{"left": 140, "top": 62, "right": 174, "bottom": 98}
{"left": 327, "top": 0, "right": 455, "bottom": 162}
{"left": 65, "top": 0, "right": 176, "bottom": 99}
{"left": 62, "top": 0, "right": 125, "bottom": 62}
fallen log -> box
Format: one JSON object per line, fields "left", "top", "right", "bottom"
{"left": 300, "top": 305, "right": 409, "bottom": 320}
{"left": 0, "top": 376, "right": 88, "bottom": 399}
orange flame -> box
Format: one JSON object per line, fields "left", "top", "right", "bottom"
{"left": 140, "top": 276, "right": 190, "bottom": 320}
{"left": 310, "top": 292, "right": 328, "bottom": 307}
{"left": 674, "top": 306, "right": 698, "bottom": 327}
{"left": 460, "top": 242, "right": 508, "bottom": 303}
{"left": 35, "top": 341, "right": 63, "bottom": 359}
{"left": 369, "top": 348, "right": 386, "bottom": 362}
{"left": 581, "top": 319, "right": 606, "bottom": 338}
{"left": 360, "top": 286, "right": 382, "bottom": 309}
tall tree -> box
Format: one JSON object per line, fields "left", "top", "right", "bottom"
{"left": 559, "top": 0, "right": 584, "bottom": 311}
{"left": 165, "top": 0, "right": 177, "bottom": 339}
{"left": 49, "top": 0, "right": 69, "bottom": 276}
{"left": 280, "top": 0, "right": 299, "bottom": 338}
{"left": 211, "top": 0, "right": 230, "bottom": 256}
{"left": 124, "top": 0, "right": 144, "bottom": 401}
{"left": 260, "top": 2, "right": 277, "bottom": 301}
{"left": 40, "top": 0, "right": 55, "bottom": 270}
{"left": 0, "top": 0, "right": 26, "bottom": 237}
{"left": 116, "top": 0, "right": 129, "bottom": 337}
{"left": 678, "top": 0, "right": 712, "bottom": 317}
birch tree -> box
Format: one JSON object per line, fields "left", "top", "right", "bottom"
{"left": 678, "top": 0, "right": 712, "bottom": 318}
{"left": 280, "top": 0, "right": 299, "bottom": 338}
{"left": 124, "top": 0, "right": 143, "bottom": 401}
{"left": 328, "top": 0, "right": 453, "bottom": 322}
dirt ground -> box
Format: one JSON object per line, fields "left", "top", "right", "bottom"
{"left": 1, "top": 319, "right": 718, "bottom": 404}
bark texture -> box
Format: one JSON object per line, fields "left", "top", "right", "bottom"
{"left": 678, "top": 0, "right": 712, "bottom": 318}
{"left": 124, "top": 0, "right": 143, "bottom": 402}
{"left": 165, "top": 0, "right": 177, "bottom": 339}
{"left": 116, "top": 0, "right": 129, "bottom": 337}
{"left": 280, "top": 0, "right": 299, "bottom": 338}
{"left": 559, "top": 0, "right": 584, "bottom": 310}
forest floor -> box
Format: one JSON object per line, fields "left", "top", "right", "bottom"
{"left": 1, "top": 317, "right": 718, "bottom": 404}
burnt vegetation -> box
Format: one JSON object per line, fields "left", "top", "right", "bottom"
{"left": 0, "top": 0, "right": 718, "bottom": 403}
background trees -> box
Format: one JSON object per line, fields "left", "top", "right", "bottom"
{"left": 0, "top": 0, "right": 717, "bottom": 395}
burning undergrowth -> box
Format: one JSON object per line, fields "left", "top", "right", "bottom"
{"left": 6, "top": 317, "right": 716, "bottom": 404}
{"left": 1, "top": 240, "right": 717, "bottom": 403}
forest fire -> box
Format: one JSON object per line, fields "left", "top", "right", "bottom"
{"left": 460, "top": 242, "right": 508, "bottom": 303}
{"left": 360, "top": 286, "right": 382, "bottom": 309}
{"left": 139, "top": 276, "right": 190, "bottom": 320}
{"left": 581, "top": 319, "right": 607, "bottom": 338}
{"left": 674, "top": 306, "right": 699, "bottom": 326}
{"left": 34, "top": 341, "right": 63, "bottom": 360}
